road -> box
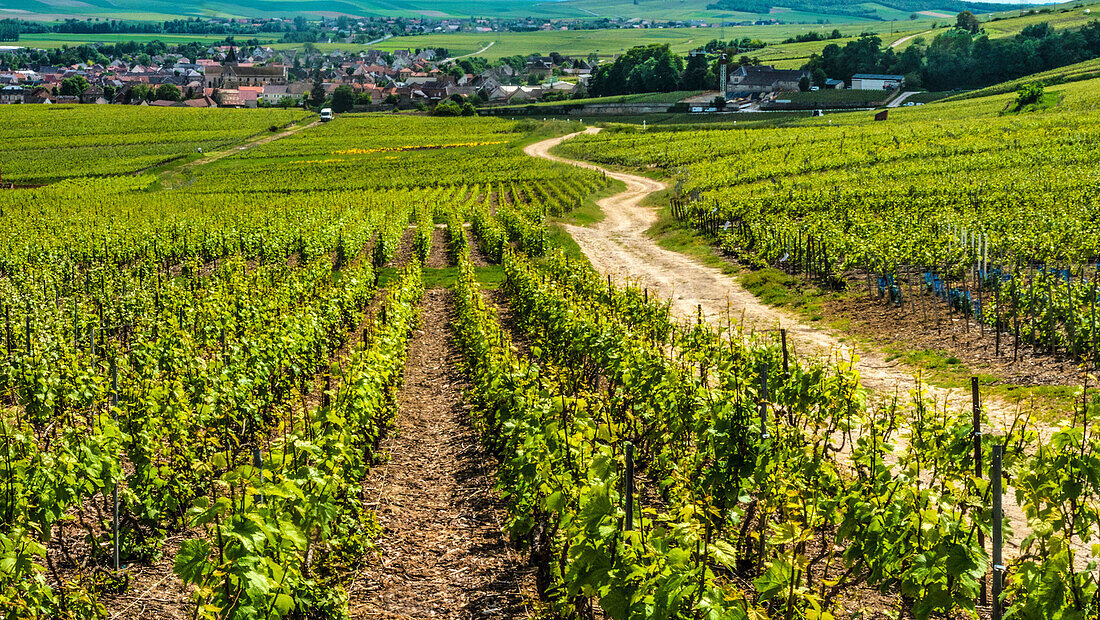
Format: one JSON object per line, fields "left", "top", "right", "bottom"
{"left": 888, "top": 91, "right": 920, "bottom": 107}
{"left": 890, "top": 30, "right": 932, "bottom": 48}
{"left": 440, "top": 41, "right": 496, "bottom": 64}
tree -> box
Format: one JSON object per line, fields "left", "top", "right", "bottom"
{"left": 712, "top": 95, "right": 726, "bottom": 110}
{"left": 59, "top": 75, "right": 89, "bottom": 97}
{"left": 278, "top": 96, "right": 296, "bottom": 108}
{"left": 384, "top": 93, "right": 400, "bottom": 105}
{"left": 331, "top": 84, "right": 355, "bottom": 112}
{"left": 680, "top": 51, "right": 712, "bottom": 90}
{"left": 309, "top": 76, "right": 326, "bottom": 108}
{"left": 155, "top": 84, "right": 181, "bottom": 101}
{"left": 433, "top": 99, "right": 462, "bottom": 116}
{"left": 811, "top": 67, "right": 827, "bottom": 87}
{"left": 127, "top": 83, "right": 155, "bottom": 102}
{"left": 1015, "top": 82, "right": 1044, "bottom": 108}
{"left": 356, "top": 91, "right": 373, "bottom": 105}
{"left": 589, "top": 44, "right": 685, "bottom": 97}
{"left": 798, "top": 75, "right": 811, "bottom": 91}
{"left": 956, "top": 11, "right": 981, "bottom": 34}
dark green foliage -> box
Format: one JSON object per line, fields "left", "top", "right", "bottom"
{"left": 1016, "top": 82, "right": 1044, "bottom": 106}
{"left": 331, "top": 84, "right": 355, "bottom": 113}
{"left": 155, "top": 84, "right": 181, "bottom": 102}
{"left": 679, "top": 51, "right": 714, "bottom": 90}
{"left": 59, "top": 75, "right": 89, "bottom": 97}
{"left": 803, "top": 21, "right": 1100, "bottom": 91}
{"left": 588, "top": 44, "right": 685, "bottom": 97}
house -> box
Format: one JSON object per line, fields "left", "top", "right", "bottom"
{"left": 81, "top": 85, "right": 105, "bottom": 104}
{"left": 260, "top": 84, "right": 303, "bottom": 105}
{"left": 824, "top": 78, "right": 845, "bottom": 90}
{"left": 204, "top": 47, "right": 287, "bottom": 89}
{"left": 25, "top": 88, "right": 53, "bottom": 104}
{"left": 850, "top": 73, "right": 903, "bottom": 90}
{"left": 183, "top": 95, "right": 217, "bottom": 108}
{"left": 527, "top": 56, "right": 554, "bottom": 78}
{"left": 0, "top": 85, "right": 24, "bottom": 104}
{"left": 490, "top": 85, "right": 543, "bottom": 102}
{"left": 214, "top": 89, "right": 244, "bottom": 107}
{"left": 727, "top": 65, "right": 807, "bottom": 95}
{"left": 237, "top": 86, "right": 263, "bottom": 108}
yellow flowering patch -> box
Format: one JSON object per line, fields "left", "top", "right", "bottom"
{"left": 331, "top": 140, "right": 505, "bottom": 155}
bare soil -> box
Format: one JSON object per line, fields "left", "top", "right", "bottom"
{"left": 822, "top": 279, "right": 1088, "bottom": 390}
{"left": 427, "top": 226, "right": 449, "bottom": 269}
{"left": 350, "top": 289, "right": 535, "bottom": 619}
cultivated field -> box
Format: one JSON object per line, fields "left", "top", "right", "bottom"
{"left": 3, "top": 65, "right": 1100, "bottom": 620}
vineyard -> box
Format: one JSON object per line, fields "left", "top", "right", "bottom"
{"left": 556, "top": 78, "right": 1100, "bottom": 373}
{"left": 0, "top": 106, "right": 310, "bottom": 185}
{"left": 0, "top": 95, "right": 1097, "bottom": 620}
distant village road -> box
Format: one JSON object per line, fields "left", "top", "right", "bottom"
{"left": 440, "top": 41, "right": 497, "bottom": 64}
{"left": 890, "top": 30, "right": 932, "bottom": 49}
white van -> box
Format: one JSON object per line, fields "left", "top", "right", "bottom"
{"left": 320, "top": 108, "right": 334, "bottom": 121}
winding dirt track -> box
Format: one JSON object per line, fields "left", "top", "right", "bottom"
{"left": 526, "top": 130, "right": 1019, "bottom": 425}
{"left": 524, "top": 130, "right": 1057, "bottom": 564}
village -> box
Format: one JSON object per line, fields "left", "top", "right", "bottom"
{"left": 0, "top": 43, "right": 612, "bottom": 108}
{"left": 0, "top": 41, "right": 911, "bottom": 114}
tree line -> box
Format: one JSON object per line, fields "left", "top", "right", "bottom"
{"left": 805, "top": 18, "right": 1100, "bottom": 90}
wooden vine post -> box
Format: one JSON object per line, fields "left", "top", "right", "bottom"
{"left": 759, "top": 362, "right": 769, "bottom": 439}
{"left": 992, "top": 444, "right": 1004, "bottom": 620}
{"left": 972, "top": 377, "right": 985, "bottom": 606}
{"left": 780, "top": 329, "right": 789, "bottom": 378}
{"left": 111, "top": 358, "right": 120, "bottom": 571}
{"left": 623, "top": 442, "right": 635, "bottom": 536}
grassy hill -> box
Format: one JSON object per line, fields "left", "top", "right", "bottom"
{"left": 0, "top": 0, "right": 1064, "bottom": 22}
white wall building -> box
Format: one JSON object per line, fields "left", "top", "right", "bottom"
{"left": 850, "top": 73, "right": 904, "bottom": 90}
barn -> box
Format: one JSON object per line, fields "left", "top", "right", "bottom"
{"left": 850, "top": 73, "right": 904, "bottom": 90}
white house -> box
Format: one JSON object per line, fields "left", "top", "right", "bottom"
{"left": 260, "top": 84, "right": 302, "bottom": 105}
{"left": 850, "top": 73, "right": 904, "bottom": 90}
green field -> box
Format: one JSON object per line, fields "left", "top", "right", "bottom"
{"left": 487, "top": 90, "right": 704, "bottom": 110}
{"left": 8, "top": 0, "right": 1098, "bottom": 69}
{"left": 779, "top": 88, "right": 893, "bottom": 104}
{"left": 0, "top": 105, "right": 310, "bottom": 184}
{"left": 6, "top": 54, "right": 1100, "bottom": 620}
{"left": 2, "top": 0, "right": 1083, "bottom": 24}
{"left": 15, "top": 32, "right": 262, "bottom": 48}
{"left": 275, "top": 19, "right": 948, "bottom": 60}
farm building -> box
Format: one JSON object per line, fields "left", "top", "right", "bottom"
{"left": 727, "top": 65, "right": 808, "bottom": 95}
{"left": 851, "top": 74, "right": 904, "bottom": 90}
{"left": 203, "top": 47, "right": 287, "bottom": 90}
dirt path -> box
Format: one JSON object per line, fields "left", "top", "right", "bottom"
{"left": 158, "top": 118, "right": 320, "bottom": 187}
{"left": 441, "top": 41, "right": 496, "bottom": 64}
{"left": 524, "top": 130, "right": 1062, "bottom": 565}
{"left": 351, "top": 289, "right": 534, "bottom": 618}
{"left": 891, "top": 30, "right": 932, "bottom": 48}
{"left": 525, "top": 130, "right": 1006, "bottom": 421}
